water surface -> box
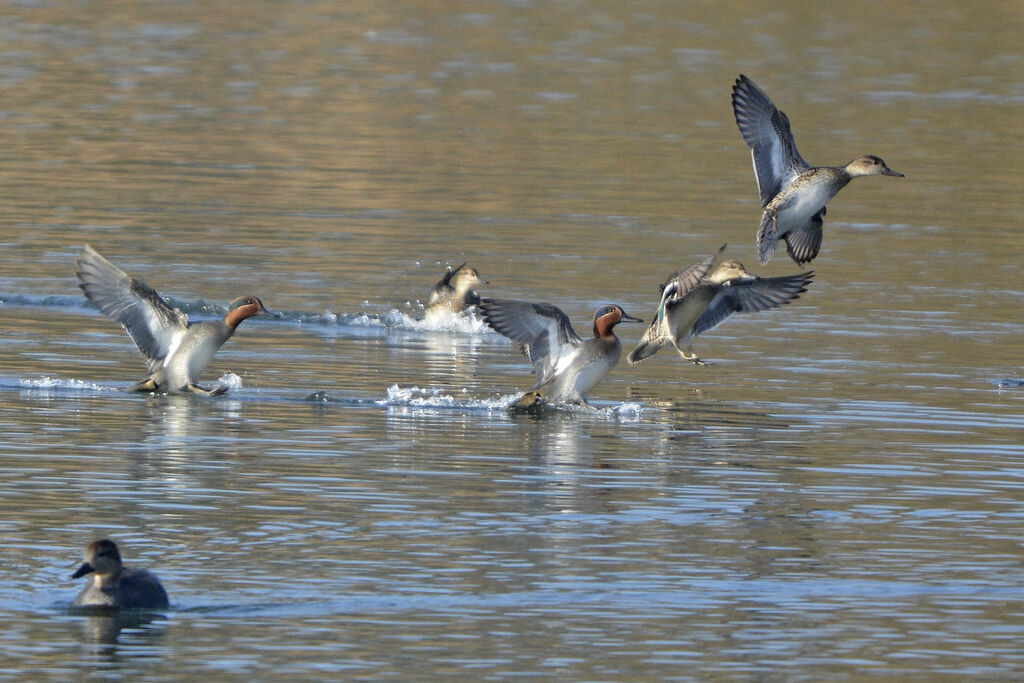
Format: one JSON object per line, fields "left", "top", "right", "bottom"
{"left": 1, "top": 1, "right": 1022, "bottom": 679}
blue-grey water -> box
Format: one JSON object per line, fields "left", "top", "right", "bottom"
{"left": 1, "top": 1, "right": 1022, "bottom": 679}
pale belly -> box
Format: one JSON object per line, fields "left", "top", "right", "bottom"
{"left": 772, "top": 176, "right": 839, "bottom": 232}
{"left": 162, "top": 323, "right": 230, "bottom": 390}
{"left": 668, "top": 289, "right": 718, "bottom": 342}
{"left": 548, "top": 342, "right": 620, "bottom": 403}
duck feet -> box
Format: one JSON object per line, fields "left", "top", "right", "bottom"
{"left": 678, "top": 346, "right": 709, "bottom": 366}
{"left": 126, "top": 378, "right": 160, "bottom": 393}
{"left": 187, "top": 383, "right": 228, "bottom": 396}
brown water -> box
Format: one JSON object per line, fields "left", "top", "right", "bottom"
{"left": 1, "top": 1, "right": 1022, "bottom": 679}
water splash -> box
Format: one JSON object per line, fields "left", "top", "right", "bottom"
{"left": 215, "top": 373, "right": 244, "bottom": 393}
{"left": 267, "top": 306, "right": 493, "bottom": 336}
{"left": 386, "top": 308, "right": 492, "bottom": 335}
{"left": 19, "top": 377, "right": 118, "bottom": 392}
{"left": 378, "top": 384, "right": 646, "bottom": 420}
{"left": 543, "top": 399, "right": 647, "bottom": 421}
{"left": 17, "top": 373, "right": 243, "bottom": 395}
{"left": 378, "top": 384, "right": 513, "bottom": 412}
{"left": 608, "top": 401, "right": 645, "bottom": 421}
{"left": 3, "top": 291, "right": 493, "bottom": 337}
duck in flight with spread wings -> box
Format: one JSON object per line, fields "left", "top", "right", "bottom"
{"left": 732, "top": 74, "right": 903, "bottom": 265}
{"left": 628, "top": 244, "right": 813, "bottom": 366}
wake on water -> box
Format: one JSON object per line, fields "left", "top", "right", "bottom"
{"left": 379, "top": 384, "right": 645, "bottom": 420}
{"left": 11, "top": 297, "right": 644, "bottom": 417}
{"left": 18, "top": 373, "right": 245, "bottom": 395}
{"left": 4, "top": 292, "right": 494, "bottom": 337}
{"left": 17, "top": 373, "right": 645, "bottom": 420}
{"left": 305, "top": 306, "right": 493, "bottom": 336}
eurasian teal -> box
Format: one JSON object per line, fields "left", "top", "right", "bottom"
{"left": 628, "top": 244, "right": 813, "bottom": 365}
{"left": 426, "top": 262, "right": 488, "bottom": 315}
{"left": 71, "top": 539, "right": 169, "bottom": 610}
{"left": 732, "top": 74, "right": 903, "bottom": 265}
{"left": 76, "top": 244, "right": 272, "bottom": 395}
{"left": 480, "top": 298, "right": 642, "bottom": 407}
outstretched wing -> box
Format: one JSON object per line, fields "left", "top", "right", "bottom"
{"left": 732, "top": 74, "right": 812, "bottom": 206}
{"left": 479, "top": 298, "right": 583, "bottom": 387}
{"left": 657, "top": 245, "right": 725, "bottom": 320}
{"left": 783, "top": 211, "right": 825, "bottom": 265}
{"left": 691, "top": 271, "right": 814, "bottom": 338}
{"left": 427, "top": 262, "right": 466, "bottom": 307}
{"left": 76, "top": 244, "right": 188, "bottom": 368}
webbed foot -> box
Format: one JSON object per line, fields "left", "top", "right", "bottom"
{"left": 187, "top": 383, "right": 228, "bottom": 396}
{"left": 126, "top": 378, "right": 160, "bottom": 393}
{"left": 679, "top": 348, "right": 709, "bottom": 366}
{"left": 511, "top": 390, "right": 543, "bottom": 409}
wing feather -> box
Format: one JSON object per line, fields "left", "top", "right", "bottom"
{"left": 691, "top": 271, "right": 814, "bottom": 338}
{"left": 76, "top": 244, "right": 188, "bottom": 367}
{"left": 479, "top": 298, "right": 582, "bottom": 387}
{"left": 732, "top": 75, "right": 812, "bottom": 206}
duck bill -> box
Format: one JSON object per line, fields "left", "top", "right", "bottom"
{"left": 621, "top": 312, "right": 643, "bottom": 323}
{"left": 71, "top": 562, "right": 95, "bottom": 579}
{"left": 260, "top": 307, "right": 284, "bottom": 319}
{"left": 883, "top": 167, "right": 904, "bottom": 177}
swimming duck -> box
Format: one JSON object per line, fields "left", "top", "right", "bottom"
{"left": 75, "top": 244, "right": 272, "bottom": 395}
{"left": 480, "top": 298, "right": 642, "bottom": 407}
{"left": 425, "top": 262, "right": 488, "bottom": 315}
{"left": 628, "top": 244, "right": 813, "bottom": 365}
{"left": 71, "top": 539, "right": 169, "bottom": 610}
{"left": 731, "top": 74, "right": 903, "bottom": 265}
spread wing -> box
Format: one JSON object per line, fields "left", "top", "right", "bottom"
{"left": 427, "top": 262, "right": 466, "bottom": 306}
{"left": 732, "top": 74, "right": 812, "bottom": 206}
{"left": 655, "top": 245, "right": 725, "bottom": 323}
{"left": 479, "top": 298, "right": 583, "bottom": 388}
{"left": 76, "top": 244, "right": 188, "bottom": 368}
{"left": 691, "top": 271, "right": 814, "bottom": 338}
{"left": 783, "top": 211, "right": 825, "bottom": 265}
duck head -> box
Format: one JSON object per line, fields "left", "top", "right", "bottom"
{"left": 593, "top": 304, "right": 642, "bottom": 338}
{"left": 846, "top": 154, "right": 903, "bottom": 178}
{"left": 225, "top": 295, "right": 278, "bottom": 328}
{"left": 708, "top": 260, "right": 755, "bottom": 285}
{"left": 449, "top": 263, "right": 488, "bottom": 292}
{"left": 71, "top": 539, "right": 123, "bottom": 581}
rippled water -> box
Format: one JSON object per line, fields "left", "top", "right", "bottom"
{"left": 1, "top": 1, "right": 1022, "bottom": 679}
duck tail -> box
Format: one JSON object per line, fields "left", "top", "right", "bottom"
{"left": 756, "top": 209, "right": 779, "bottom": 265}
{"left": 627, "top": 338, "right": 663, "bottom": 364}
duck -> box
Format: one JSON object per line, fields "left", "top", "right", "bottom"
{"left": 731, "top": 74, "right": 903, "bottom": 265}
{"left": 425, "top": 262, "right": 488, "bottom": 315}
{"left": 479, "top": 298, "right": 642, "bottom": 407}
{"left": 75, "top": 244, "right": 273, "bottom": 395}
{"left": 628, "top": 244, "right": 813, "bottom": 366}
{"left": 70, "top": 539, "right": 169, "bottom": 610}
